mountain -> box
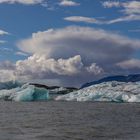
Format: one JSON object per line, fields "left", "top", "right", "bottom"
{"left": 81, "top": 74, "right": 140, "bottom": 88}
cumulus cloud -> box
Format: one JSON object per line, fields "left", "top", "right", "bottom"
{"left": 1, "top": 54, "right": 102, "bottom": 86}
{"left": 15, "top": 54, "right": 103, "bottom": 76}
{"left": 86, "top": 63, "right": 104, "bottom": 75}
{"left": 0, "top": 26, "right": 139, "bottom": 86}
{"left": 0, "top": 61, "right": 15, "bottom": 82}
{"left": 0, "top": 70, "right": 15, "bottom": 82}
{"left": 59, "top": 0, "right": 80, "bottom": 7}
{"left": 0, "top": 0, "right": 44, "bottom": 5}
{"left": 14, "top": 26, "right": 140, "bottom": 86}
{"left": 16, "top": 55, "right": 84, "bottom": 76}
{"left": 0, "top": 0, "right": 80, "bottom": 9}
{"left": 63, "top": 1, "right": 140, "bottom": 24}
{"left": 0, "top": 60, "right": 15, "bottom": 70}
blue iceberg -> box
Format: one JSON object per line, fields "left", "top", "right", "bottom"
{"left": 0, "top": 84, "right": 49, "bottom": 101}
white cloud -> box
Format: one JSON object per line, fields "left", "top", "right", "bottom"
{"left": 0, "top": 61, "right": 16, "bottom": 82}
{"left": 102, "top": 1, "right": 140, "bottom": 15}
{"left": 14, "top": 54, "right": 104, "bottom": 86}
{"left": 0, "top": 70, "right": 15, "bottom": 82}
{"left": 0, "top": 29, "right": 9, "bottom": 35}
{"left": 60, "top": 0, "right": 140, "bottom": 23}
{"left": 86, "top": 63, "right": 104, "bottom": 75}
{"left": 102, "top": 1, "right": 121, "bottom": 8}
{"left": 16, "top": 55, "right": 84, "bottom": 76}
{"left": 0, "top": 60, "right": 15, "bottom": 70}
{"left": 15, "top": 54, "right": 103, "bottom": 76}
{"left": 0, "top": 54, "right": 104, "bottom": 86}
{"left": 64, "top": 14, "right": 140, "bottom": 24}
{"left": 64, "top": 16, "right": 102, "bottom": 24}
{"left": 17, "top": 26, "right": 140, "bottom": 63}
{"left": 15, "top": 51, "right": 28, "bottom": 56}
{"left": 107, "top": 14, "right": 140, "bottom": 24}
{"left": 0, "top": 0, "right": 43, "bottom": 5}
{"left": 117, "top": 59, "right": 140, "bottom": 69}
{"left": 0, "top": 26, "right": 139, "bottom": 86}
{"left": 14, "top": 26, "right": 140, "bottom": 86}
{"left": 59, "top": 0, "right": 80, "bottom": 7}
{"left": 101, "top": 1, "right": 140, "bottom": 23}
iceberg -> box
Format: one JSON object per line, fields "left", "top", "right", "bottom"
{"left": 1, "top": 80, "right": 140, "bottom": 103}
{"left": 0, "top": 82, "right": 77, "bottom": 102}
{"left": 55, "top": 81, "right": 140, "bottom": 103}
{"left": 0, "top": 84, "right": 49, "bottom": 102}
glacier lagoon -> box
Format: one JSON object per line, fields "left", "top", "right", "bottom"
{"left": 0, "top": 101, "right": 140, "bottom": 140}
{"left": 0, "top": 81, "right": 140, "bottom": 140}
{"left": 1, "top": 81, "right": 140, "bottom": 103}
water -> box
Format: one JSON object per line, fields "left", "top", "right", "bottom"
{"left": 0, "top": 101, "right": 140, "bottom": 140}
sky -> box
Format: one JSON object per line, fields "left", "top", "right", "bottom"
{"left": 0, "top": 0, "right": 140, "bottom": 87}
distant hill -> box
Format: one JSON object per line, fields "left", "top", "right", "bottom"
{"left": 81, "top": 74, "right": 140, "bottom": 88}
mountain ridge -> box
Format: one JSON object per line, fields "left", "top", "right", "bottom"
{"left": 81, "top": 74, "right": 140, "bottom": 88}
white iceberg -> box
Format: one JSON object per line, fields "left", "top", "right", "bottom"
{"left": 55, "top": 81, "right": 140, "bottom": 103}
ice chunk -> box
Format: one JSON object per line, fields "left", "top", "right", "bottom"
{"left": 56, "top": 81, "right": 140, "bottom": 103}
{"left": 0, "top": 84, "right": 49, "bottom": 102}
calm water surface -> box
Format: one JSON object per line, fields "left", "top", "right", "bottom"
{"left": 0, "top": 101, "right": 140, "bottom": 140}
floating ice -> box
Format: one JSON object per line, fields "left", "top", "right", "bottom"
{"left": 1, "top": 81, "right": 140, "bottom": 102}
{"left": 55, "top": 81, "right": 140, "bottom": 103}
{"left": 0, "top": 84, "right": 49, "bottom": 101}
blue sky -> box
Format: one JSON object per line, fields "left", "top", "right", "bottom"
{"left": 0, "top": 0, "right": 140, "bottom": 86}
{"left": 0, "top": 0, "right": 140, "bottom": 62}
